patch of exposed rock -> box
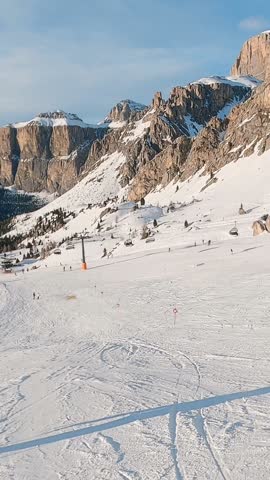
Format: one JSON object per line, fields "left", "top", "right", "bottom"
{"left": 128, "top": 136, "right": 192, "bottom": 201}
{"left": 231, "top": 31, "right": 270, "bottom": 80}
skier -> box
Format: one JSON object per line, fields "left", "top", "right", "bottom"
{"left": 231, "top": 249, "right": 234, "bottom": 254}
{"left": 70, "top": 266, "right": 72, "bottom": 271}
{"left": 33, "top": 292, "right": 36, "bottom": 300}
{"left": 63, "top": 266, "right": 65, "bottom": 272}
{"left": 208, "top": 240, "right": 211, "bottom": 246}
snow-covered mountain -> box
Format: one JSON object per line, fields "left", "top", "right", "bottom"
{"left": 1, "top": 31, "right": 270, "bottom": 253}
{"left": 11, "top": 110, "right": 101, "bottom": 129}
{"left": 0, "top": 110, "right": 108, "bottom": 194}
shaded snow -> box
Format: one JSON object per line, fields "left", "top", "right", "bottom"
{"left": 217, "top": 97, "right": 242, "bottom": 120}
{"left": 184, "top": 115, "right": 203, "bottom": 137}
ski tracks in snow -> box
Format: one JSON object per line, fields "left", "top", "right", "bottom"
{"left": 169, "top": 402, "right": 184, "bottom": 480}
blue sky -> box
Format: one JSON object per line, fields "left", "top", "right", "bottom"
{"left": 0, "top": 0, "right": 269, "bottom": 125}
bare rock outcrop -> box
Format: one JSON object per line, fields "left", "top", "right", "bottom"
{"left": 253, "top": 220, "right": 266, "bottom": 236}
{"left": 0, "top": 127, "right": 19, "bottom": 185}
{"left": 152, "top": 91, "right": 164, "bottom": 109}
{"left": 231, "top": 31, "right": 270, "bottom": 80}
{"left": 128, "top": 136, "right": 192, "bottom": 201}
{"left": 165, "top": 81, "right": 249, "bottom": 132}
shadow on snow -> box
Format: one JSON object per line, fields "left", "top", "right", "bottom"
{"left": 0, "top": 386, "right": 270, "bottom": 455}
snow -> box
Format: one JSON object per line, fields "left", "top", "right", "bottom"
{"left": 9, "top": 151, "right": 127, "bottom": 242}
{"left": 184, "top": 115, "right": 203, "bottom": 137}
{"left": 226, "top": 75, "right": 262, "bottom": 89}
{"left": 217, "top": 97, "right": 242, "bottom": 120}
{"left": 10, "top": 110, "right": 105, "bottom": 129}
{"left": 191, "top": 75, "right": 261, "bottom": 89}
{"left": 2, "top": 147, "right": 270, "bottom": 478}
{"left": 229, "top": 144, "right": 243, "bottom": 153}
{"left": 122, "top": 118, "right": 151, "bottom": 143}
{"left": 238, "top": 114, "right": 257, "bottom": 128}
{"left": 108, "top": 121, "right": 127, "bottom": 129}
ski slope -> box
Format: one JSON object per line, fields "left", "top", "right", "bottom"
{"left": 1, "top": 221, "right": 270, "bottom": 478}
{"left": 1, "top": 149, "right": 270, "bottom": 478}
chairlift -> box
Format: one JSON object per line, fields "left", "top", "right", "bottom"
{"left": 229, "top": 226, "right": 238, "bottom": 236}
{"left": 124, "top": 239, "right": 133, "bottom": 247}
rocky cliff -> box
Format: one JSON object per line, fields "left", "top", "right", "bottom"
{"left": 0, "top": 111, "right": 107, "bottom": 193}
{"left": 231, "top": 31, "right": 270, "bottom": 80}
{"left": 81, "top": 76, "right": 257, "bottom": 201}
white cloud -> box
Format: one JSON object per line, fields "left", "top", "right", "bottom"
{"left": 239, "top": 16, "right": 269, "bottom": 32}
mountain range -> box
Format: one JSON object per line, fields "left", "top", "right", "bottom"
{"left": 1, "top": 30, "right": 270, "bottom": 245}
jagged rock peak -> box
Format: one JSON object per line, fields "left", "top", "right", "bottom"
{"left": 152, "top": 91, "right": 164, "bottom": 109}
{"left": 231, "top": 30, "right": 270, "bottom": 80}
{"left": 103, "top": 99, "right": 147, "bottom": 124}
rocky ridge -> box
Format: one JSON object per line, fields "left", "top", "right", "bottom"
{"left": 1, "top": 31, "right": 270, "bottom": 204}
{"left": 82, "top": 76, "right": 256, "bottom": 201}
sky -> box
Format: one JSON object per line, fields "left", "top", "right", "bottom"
{"left": 0, "top": 0, "right": 269, "bottom": 125}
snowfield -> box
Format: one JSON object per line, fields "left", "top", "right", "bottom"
{"left": 1, "top": 150, "right": 270, "bottom": 479}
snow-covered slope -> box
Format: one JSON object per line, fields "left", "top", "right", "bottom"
{"left": 191, "top": 75, "right": 262, "bottom": 89}
{"left": 7, "top": 144, "right": 270, "bottom": 255}
{"left": 1, "top": 148, "right": 270, "bottom": 479}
